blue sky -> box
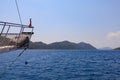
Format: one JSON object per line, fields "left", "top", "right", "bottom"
{"left": 0, "top": 0, "right": 120, "bottom": 48}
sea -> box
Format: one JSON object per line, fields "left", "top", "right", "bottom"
{"left": 0, "top": 50, "right": 120, "bottom": 80}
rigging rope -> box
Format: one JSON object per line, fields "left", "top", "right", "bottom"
{"left": 0, "top": 48, "right": 27, "bottom": 77}
{"left": 15, "top": 0, "right": 24, "bottom": 34}
{"left": 15, "top": 0, "right": 24, "bottom": 48}
{"left": 6, "top": 0, "right": 28, "bottom": 67}
{"left": 10, "top": 0, "right": 30, "bottom": 66}
{"left": 15, "top": 0, "right": 23, "bottom": 25}
{"left": 9, "top": 48, "right": 27, "bottom": 67}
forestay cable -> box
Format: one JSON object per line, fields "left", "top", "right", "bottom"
{"left": 15, "top": 0, "right": 22, "bottom": 25}
{"left": 6, "top": 0, "right": 28, "bottom": 67}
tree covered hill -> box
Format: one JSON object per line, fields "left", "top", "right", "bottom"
{"left": 29, "top": 41, "right": 97, "bottom": 50}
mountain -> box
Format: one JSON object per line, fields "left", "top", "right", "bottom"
{"left": 48, "top": 41, "right": 80, "bottom": 49}
{"left": 114, "top": 47, "right": 120, "bottom": 50}
{"left": 29, "top": 41, "right": 48, "bottom": 49}
{"left": 29, "top": 41, "right": 97, "bottom": 50}
{"left": 78, "top": 42, "right": 96, "bottom": 50}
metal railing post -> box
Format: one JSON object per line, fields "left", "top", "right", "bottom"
{"left": 5, "top": 25, "right": 11, "bottom": 37}
{"left": 0, "top": 22, "right": 6, "bottom": 36}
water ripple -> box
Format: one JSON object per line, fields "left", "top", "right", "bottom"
{"left": 0, "top": 50, "right": 120, "bottom": 80}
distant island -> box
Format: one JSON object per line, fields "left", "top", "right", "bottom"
{"left": 114, "top": 47, "right": 120, "bottom": 50}
{"left": 29, "top": 41, "right": 97, "bottom": 50}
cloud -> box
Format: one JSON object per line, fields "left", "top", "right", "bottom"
{"left": 107, "top": 31, "right": 120, "bottom": 39}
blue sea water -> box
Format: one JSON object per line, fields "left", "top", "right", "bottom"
{"left": 0, "top": 50, "right": 120, "bottom": 80}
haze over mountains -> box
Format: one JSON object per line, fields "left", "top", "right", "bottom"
{"left": 99, "top": 47, "right": 112, "bottom": 50}
{"left": 29, "top": 41, "right": 97, "bottom": 50}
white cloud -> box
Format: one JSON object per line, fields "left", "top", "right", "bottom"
{"left": 107, "top": 31, "right": 120, "bottom": 39}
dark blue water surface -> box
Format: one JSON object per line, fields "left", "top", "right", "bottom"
{"left": 0, "top": 50, "right": 120, "bottom": 80}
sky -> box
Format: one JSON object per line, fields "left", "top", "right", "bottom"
{"left": 0, "top": 0, "right": 120, "bottom": 48}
